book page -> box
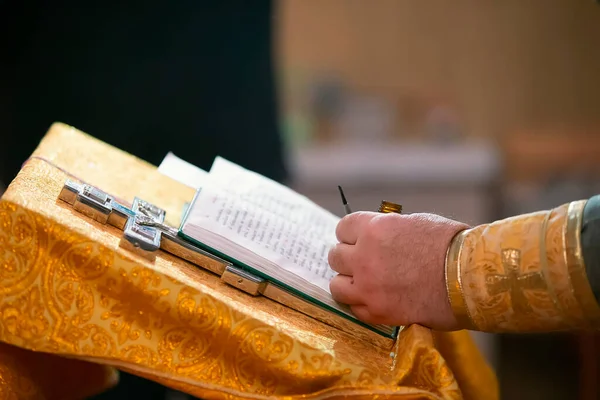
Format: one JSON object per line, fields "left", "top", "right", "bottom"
{"left": 183, "top": 157, "right": 342, "bottom": 292}
{"left": 158, "top": 152, "right": 209, "bottom": 189}
{"left": 186, "top": 182, "right": 337, "bottom": 292}
{"left": 207, "top": 157, "right": 340, "bottom": 226}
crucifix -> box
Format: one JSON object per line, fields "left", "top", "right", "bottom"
{"left": 485, "top": 248, "right": 546, "bottom": 315}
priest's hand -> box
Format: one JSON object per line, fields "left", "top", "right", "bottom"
{"left": 328, "top": 211, "right": 469, "bottom": 330}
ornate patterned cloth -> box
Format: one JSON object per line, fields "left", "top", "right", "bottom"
{"left": 446, "top": 196, "right": 600, "bottom": 332}
{"left": 0, "top": 123, "right": 497, "bottom": 400}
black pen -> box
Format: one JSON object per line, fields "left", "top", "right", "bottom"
{"left": 337, "top": 185, "right": 352, "bottom": 215}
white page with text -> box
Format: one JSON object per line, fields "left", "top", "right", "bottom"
{"left": 184, "top": 181, "right": 337, "bottom": 293}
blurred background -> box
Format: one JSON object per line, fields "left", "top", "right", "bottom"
{"left": 277, "top": 2, "right": 600, "bottom": 400}
{"left": 1, "top": 1, "right": 600, "bottom": 399}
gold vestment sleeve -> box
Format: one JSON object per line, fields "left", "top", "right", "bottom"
{"left": 446, "top": 200, "right": 600, "bottom": 332}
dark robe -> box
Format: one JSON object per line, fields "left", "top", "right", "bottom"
{"left": 0, "top": 0, "right": 287, "bottom": 185}
{"left": 583, "top": 195, "right": 600, "bottom": 303}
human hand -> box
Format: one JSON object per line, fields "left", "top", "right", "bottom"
{"left": 328, "top": 211, "right": 469, "bottom": 330}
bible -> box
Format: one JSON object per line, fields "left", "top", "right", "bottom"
{"left": 177, "top": 156, "right": 399, "bottom": 339}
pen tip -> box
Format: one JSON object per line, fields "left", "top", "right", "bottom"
{"left": 337, "top": 185, "right": 348, "bottom": 205}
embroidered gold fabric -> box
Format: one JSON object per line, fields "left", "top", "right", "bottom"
{"left": 446, "top": 199, "right": 600, "bottom": 332}
{"left": 0, "top": 123, "right": 497, "bottom": 399}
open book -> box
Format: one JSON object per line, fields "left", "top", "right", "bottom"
{"left": 169, "top": 155, "right": 397, "bottom": 338}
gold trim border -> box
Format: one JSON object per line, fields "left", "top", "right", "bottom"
{"left": 445, "top": 229, "right": 477, "bottom": 330}
{"left": 538, "top": 211, "right": 564, "bottom": 319}
{"left": 566, "top": 200, "right": 600, "bottom": 327}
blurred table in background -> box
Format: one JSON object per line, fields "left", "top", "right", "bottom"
{"left": 289, "top": 141, "right": 501, "bottom": 223}
{"left": 501, "top": 129, "right": 600, "bottom": 217}
{"left": 288, "top": 140, "right": 502, "bottom": 369}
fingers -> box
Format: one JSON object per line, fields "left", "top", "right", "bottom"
{"left": 351, "top": 305, "right": 393, "bottom": 326}
{"left": 335, "top": 212, "right": 376, "bottom": 244}
{"left": 328, "top": 243, "right": 356, "bottom": 275}
{"left": 329, "top": 274, "right": 363, "bottom": 305}
{"left": 349, "top": 305, "right": 373, "bottom": 323}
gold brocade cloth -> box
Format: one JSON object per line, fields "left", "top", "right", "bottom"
{"left": 447, "top": 197, "right": 600, "bottom": 332}
{"left": 0, "top": 123, "right": 497, "bottom": 400}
